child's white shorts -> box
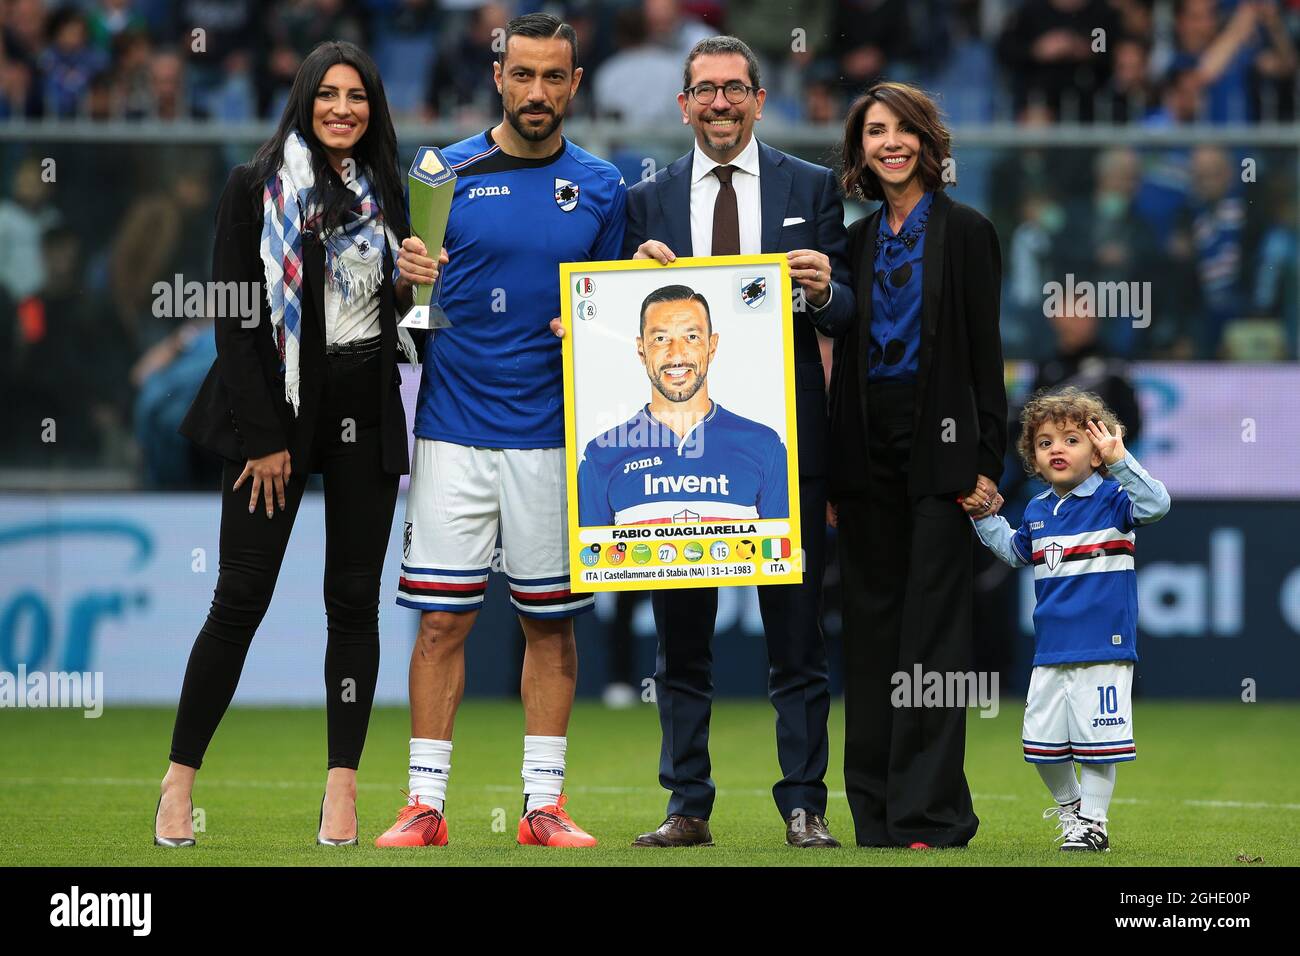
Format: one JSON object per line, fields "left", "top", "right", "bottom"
{"left": 1022, "top": 661, "right": 1136, "bottom": 764}
{"left": 396, "top": 439, "right": 593, "bottom": 619}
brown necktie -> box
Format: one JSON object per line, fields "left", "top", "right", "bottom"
{"left": 711, "top": 164, "right": 740, "bottom": 256}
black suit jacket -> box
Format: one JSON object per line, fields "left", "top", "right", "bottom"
{"left": 180, "top": 163, "right": 422, "bottom": 475}
{"left": 828, "top": 190, "right": 1007, "bottom": 499}
{"left": 623, "top": 140, "right": 855, "bottom": 478}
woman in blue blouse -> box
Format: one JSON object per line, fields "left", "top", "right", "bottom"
{"left": 828, "top": 83, "right": 1008, "bottom": 848}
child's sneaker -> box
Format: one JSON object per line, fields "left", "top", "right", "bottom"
{"left": 1060, "top": 816, "right": 1109, "bottom": 852}
{"left": 1042, "top": 799, "right": 1081, "bottom": 843}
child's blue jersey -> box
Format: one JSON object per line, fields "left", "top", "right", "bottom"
{"left": 577, "top": 402, "right": 789, "bottom": 526}
{"left": 974, "top": 455, "right": 1170, "bottom": 666}
{"left": 413, "top": 131, "right": 627, "bottom": 448}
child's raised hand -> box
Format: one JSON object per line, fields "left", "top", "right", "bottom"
{"left": 1086, "top": 418, "right": 1127, "bottom": 465}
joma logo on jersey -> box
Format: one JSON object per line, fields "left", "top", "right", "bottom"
{"left": 623, "top": 456, "right": 663, "bottom": 475}
{"left": 467, "top": 185, "right": 511, "bottom": 199}
{"left": 644, "top": 473, "right": 730, "bottom": 495}
{"left": 1092, "top": 716, "right": 1127, "bottom": 728}
{"left": 1029, "top": 520, "right": 1045, "bottom": 530}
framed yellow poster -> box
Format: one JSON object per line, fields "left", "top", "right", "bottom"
{"left": 560, "top": 254, "right": 803, "bottom": 593}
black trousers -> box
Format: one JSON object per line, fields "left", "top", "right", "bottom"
{"left": 169, "top": 350, "right": 399, "bottom": 771}
{"left": 650, "top": 475, "right": 830, "bottom": 821}
{"left": 839, "top": 380, "right": 979, "bottom": 847}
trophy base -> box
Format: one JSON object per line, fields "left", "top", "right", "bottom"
{"left": 399, "top": 304, "right": 451, "bottom": 330}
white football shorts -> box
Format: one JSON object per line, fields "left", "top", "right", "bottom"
{"left": 396, "top": 439, "right": 593, "bottom": 619}
{"left": 1021, "top": 661, "right": 1136, "bottom": 764}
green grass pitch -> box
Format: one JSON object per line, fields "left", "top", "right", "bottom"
{"left": 1, "top": 700, "right": 1295, "bottom": 866}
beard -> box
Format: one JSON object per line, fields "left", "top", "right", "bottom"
{"left": 650, "top": 364, "right": 706, "bottom": 403}
{"left": 700, "top": 111, "right": 744, "bottom": 154}
{"left": 506, "top": 100, "right": 565, "bottom": 142}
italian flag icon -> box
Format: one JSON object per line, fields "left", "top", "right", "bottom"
{"left": 762, "top": 538, "right": 791, "bottom": 559}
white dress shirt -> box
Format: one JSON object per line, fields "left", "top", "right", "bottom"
{"left": 324, "top": 278, "right": 381, "bottom": 345}
{"left": 686, "top": 135, "right": 834, "bottom": 313}
{"left": 689, "top": 135, "right": 762, "bottom": 257}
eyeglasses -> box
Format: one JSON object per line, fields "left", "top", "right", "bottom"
{"left": 684, "top": 82, "right": 757, "bottom": 105}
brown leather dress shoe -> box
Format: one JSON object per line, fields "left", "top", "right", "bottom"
{"left": 632, "top": 815, "right": 714, "bottom": 847}
{"left": 786, "top": 812, "right": 841, "bottom": 848}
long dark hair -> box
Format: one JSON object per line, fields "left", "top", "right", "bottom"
{"left": 249, "top": 40, "right": 408, "bottom": 239}
{"left": 840, "top": 82, "right": 953, "bottom": 203}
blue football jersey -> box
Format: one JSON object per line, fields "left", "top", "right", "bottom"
{"left": 413, "top": 131, "right": 627, "bottom": 448}
{"left": 974, "top": 457, "right": 1171, "bottom": 666}
{"left": 577, "top": 403, "right": 789, "bottom": 526}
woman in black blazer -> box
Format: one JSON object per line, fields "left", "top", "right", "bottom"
{"left": 828, "top": 82, "right": 1008, "bottom": 848}
{"left": 153, "top": 41, "right": 437, "bottom": 847}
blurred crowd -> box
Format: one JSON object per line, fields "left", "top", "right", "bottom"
{"left": 1, "top": 0, "right": 1298, "bottom": 125}
{"left": 1, "top": 0, "right": 1298, "bottom": 483}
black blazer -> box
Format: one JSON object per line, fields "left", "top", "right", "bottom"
{"left": 828, "top": 190, "right": 1007, "bottom": 499}
{"left": 179, "top": 163, "right": 423, "bottom": 475}
{"left": 623, "top": 141, "right": 855, "bottom": 479}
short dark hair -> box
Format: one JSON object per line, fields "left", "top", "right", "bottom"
{"left": 499, "top": 12, "right": 579, "bottom": 74}
{"left": 46, "top": 5, "right": 87, "bottom": 42}
{"left": 682, "top": 35, "right": 761, "bottom": 91}
{"left": 639, "top": 284, "right": 712, "bottom": 337}
{"left": 840, "top": 82, "right": 953, "bottom": 202}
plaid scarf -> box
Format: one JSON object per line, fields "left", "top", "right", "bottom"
{"left": 259, "top": 130, "right": 417, "bottom": 415}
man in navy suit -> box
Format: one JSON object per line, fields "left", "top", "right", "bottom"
{"left": 625, "top": 36, "right": 854, "bottom": 849}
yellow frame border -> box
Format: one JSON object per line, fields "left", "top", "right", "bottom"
{"left": 560, "top": 254, "right": 803, "bottom": 593}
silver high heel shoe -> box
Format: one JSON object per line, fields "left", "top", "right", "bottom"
{"left": 316, "top": 794, "right": 359, "bottom": 846}
{"left": 154, "top": 794, "right": 196, "bottom": 847}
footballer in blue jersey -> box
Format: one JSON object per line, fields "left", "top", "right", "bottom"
{"left": 968, "top": 387, "right": 1170, "bottom": 853}
{"left": 384, "top": 13, "right": 615, "bottom": 851}
{"left": 576, "top": 283, "right": 790, "bottom": 526}
{"left": 412, "top": 129, "right": 626, "bottom": 448}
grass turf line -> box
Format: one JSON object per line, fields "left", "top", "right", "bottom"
{"left": 0, "top": 701, "right": 1295, "bottom": 866}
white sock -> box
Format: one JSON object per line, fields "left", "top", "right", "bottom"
{"left": 1080, "top": 762, "right": 1117, "bottom": 826}
{"left": 522, "top": 735, "right": 566, "bottom": 814}
{"left": 1036, "top": 761, "right": 1082, "bottom": 806}
{"left": 409, "top": 738, "right": 451, "bottom": 812}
